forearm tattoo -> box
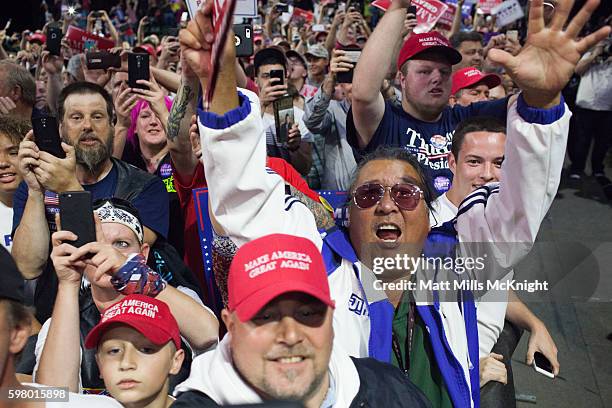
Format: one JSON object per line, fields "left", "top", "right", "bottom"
{"left": 167, "top": 83, "right": 195, "bottom": 142}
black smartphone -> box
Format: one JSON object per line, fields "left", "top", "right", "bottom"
{"left": 275, "top": 2, "right": 289, "bottom": 12}
{"left": 269, "top": 69, "right": 284, "bottom": 86}
{"left": 86, "top": 51, "right": 122, "bottom": 70}
{"left": 32, "top": 116, "right": 65, "bottom": 159}
{"left": 91, "top": 10, "right": 104, "bottom": 18}
{"left": 336, "top": 47, "right": 361, "bottom": 84}
{"left": 533, "top": 352, "right": 555, "bottom": 378}
{"left": 59, "top": 191, "right": 96, "bottom": 248}
{"left": 46, "top": 26, "right": 62, "bottom": 56}
{"left": 128, "top": 53, "right": 150, "bottom": 89}
{"left": 273, "top": 95, "right": 294, "bottom": 144}
{"left": 408, "top": 5, "right": 417, "bottom": 15}
{"left": 234, "top": 23, "right": 254, "bottom": 57}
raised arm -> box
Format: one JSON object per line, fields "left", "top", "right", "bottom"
{"left": 179, "top": 0, "right": 321, "bottom": 248}
{"left": 457, "top": 0, "right": 611, "bottom": 269}
{"left": 351, "top": 0, "right": 408, "bottom": 149}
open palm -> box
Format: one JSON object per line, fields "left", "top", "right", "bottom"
{"left": 489, "top": 0, "right": 611, "bottom": 107}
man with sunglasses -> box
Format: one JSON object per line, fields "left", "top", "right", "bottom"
{"left": 34, "top": 198, "right": 218, "bottom": 394}
{"left": 181, "top": 0, "right": 608, "bottom": 406}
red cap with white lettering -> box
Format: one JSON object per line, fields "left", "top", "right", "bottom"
{"left": 228, "top": 234, "right": 335, "bottom": 322}
{"left": 397, "top": 31, "right": 462, "bottom": 70}
{"left": 451, "top": 66, "right": 501, "bottom": 95}
{"left": 84, "top": 294, "right": 180, "bottom": 349}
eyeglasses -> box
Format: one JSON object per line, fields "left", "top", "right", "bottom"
{"left": 352, "top": 183, "right": 424, "bottom": 211}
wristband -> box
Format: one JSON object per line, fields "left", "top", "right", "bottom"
{"left": 111, "top": 253, "right": 166, "bottom": 297}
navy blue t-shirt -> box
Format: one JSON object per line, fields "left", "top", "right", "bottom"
{"left": 12, "top": 164, "right": 169, "bottom": 239}
{"left": 347, "top": 98, "right": 508, "bottom": 194}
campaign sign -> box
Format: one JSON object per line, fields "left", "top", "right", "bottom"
{"left": 437, "top": 3, "right": 457, "bottom": 31}
{"left": 478, "top": 0, "right": 502, "bottom": 14}
{"left": 65, "top": 26, "right": 115, "bottom": 53}
{"left": 292, "top": 7, "right": 315, "bottom": 24}
{"left": 193, "top": 188, "right": 349, "bottom": 314}
{"left": 372, "top": 0, "right": 448, "bottom": 34}
{"left": 492, "top": 0, "right": 524, "bottom": 27}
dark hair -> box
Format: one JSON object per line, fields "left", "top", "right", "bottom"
{"left": 0, "top": 60, "right": 36, "bottom": 108}
{"left": 449, "top": 31, "right": 483, "bottom": 49}
{"left": 58, "top": 82, "right": 114, "bottom": 125}
{"left": 255, "top": 57, "right": 285, "bottom": 76}
{"left": 451, "top": 116, "right": 506, "bottom": 159}
{"left": 0, "top": 116, "right": 31, "bottom": 145}
{"left": 348, "top": 146, "right": 435, "bottom": 211}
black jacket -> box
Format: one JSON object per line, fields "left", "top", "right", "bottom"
{"left": 171, "top": 357, "right": 432, "bottom": 407}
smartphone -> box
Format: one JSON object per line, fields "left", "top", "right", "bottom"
{"left": 336, "top": 48, "right": 361, "bottom": 84}
{"left": 506, "top": 30, "right": 518, "bottom": 42}
{"left": 234, "top": 24, "right": 254, "bottom": 57}
{"left": 91, "top": 10, "right": 104, "bottom": 18}
{"left": 46, "top": 26, "right": 63, "bottom": 56}
{"left": 128, "top": 53, "right": 150, "bottom": 89}
{"left": 59, "top": 191, "right": 96, "bottom": 248}
{"left": 273, "top": 95, "right": 294, "bottom": 144}
{"left": 408, "top": 5, "right": 417, "bottom": 15}
{"left": 275, "top": 2, "right": 289, "bottom": 13}
{"left": 269, "top": 69, "right": 284, "bottom": 86}
{"left": 337, "top": 2, "right": 346, "bottom": 12}
{"left": 312, "top": 24, "right": 326, "bottom": 32}
{"left": 533, "top": 352, "right": 555, "bottom": 379}
{"left": 32, "top": 116, "right": 65, "bottom": 159}
{"left": 86, "top": 51, "right": 121, "bottom": 70}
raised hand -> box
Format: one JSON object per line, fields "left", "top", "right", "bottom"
{"left": 488, "top": 0, "right": 611, "bottom": 108}
{"left": 178, "top": 0, "right": 215, "bottom": 83}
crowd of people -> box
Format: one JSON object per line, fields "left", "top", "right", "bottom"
{"left": 0, "top": 0, "right": 611, "bottom": 407}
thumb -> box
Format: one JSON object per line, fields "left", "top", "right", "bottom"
{"left": 61, "top": 142, "right": 75, "bottom": 159}
{"left": 525, "top": 345, "right": 536, "bottom": 365}
{"left": 487, "top": 48, "right": 518, "bottom": 72}
{"left": 490, "top": 353, "right": 504, "bottom": 361}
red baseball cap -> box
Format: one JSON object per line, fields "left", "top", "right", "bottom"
{"left": 28, "top": 33, "right": 47, "bottom": 44}
{"left": 397, "top": 32, "right": 462, "bottom": 70}
{"left": 133, "top": 43, "right": 156, "bottom": 58}
{"left": 84, "top": 294, "right": 181, "bottom": 350}
{"left": 451, "top": 67, "right": 501, "bottom": 95}
{"left": 228, "top": 234, "right": 335, "bottom": 322}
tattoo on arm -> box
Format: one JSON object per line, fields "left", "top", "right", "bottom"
{"left": 167, "top": 84, "right": 194, "bottom": 142}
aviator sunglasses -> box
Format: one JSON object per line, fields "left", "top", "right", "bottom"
{"left": 352, "top": 183, "right": 424, "bottom": 211}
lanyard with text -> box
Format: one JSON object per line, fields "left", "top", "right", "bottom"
{"left": 392, "top": 293, "right": 416, "bottom": 375}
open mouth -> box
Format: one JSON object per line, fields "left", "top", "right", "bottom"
{"left": 429, "top": 88, "right": 444, "bottom": 96}
{"left": 376, "top": 223, "right": 402, "bottom": 243}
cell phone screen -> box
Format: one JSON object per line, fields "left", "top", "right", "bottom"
{"left": 408, "top": 5, "right": 417, "bottom": 15}
{"left": 269, "top": 69, "right": 284, "bottom": 86}
{"left": 534, "top": 352, "right": 553, "bottom": 374}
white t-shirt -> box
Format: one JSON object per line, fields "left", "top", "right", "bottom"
{"left": 430, "top": 193, "right": 511, "bottom": 358}
{"left": 575, "top": 51, "right": 612, "bottom": 111}
{"left": 0, "top": 201, "right": 14, "bottom": 251}
{"left": 24, "top": 383, "right": 122, "bottom": 407}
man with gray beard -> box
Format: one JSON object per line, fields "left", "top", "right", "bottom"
{"left": 12, "top": 82, "right": 169, "bottom": 322}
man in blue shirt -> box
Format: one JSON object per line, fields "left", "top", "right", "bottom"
{"left": 12, "top": 82, "right": 168, "bottom": 322}
{"left": 350, "top": 7, "right": 509, "bottom": 194}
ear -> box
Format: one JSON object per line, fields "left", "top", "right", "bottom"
{"left": 221, "top": 309, "right": 234, "bottom": 335}
{"left": 8, "top": 323, "right": 31, "bottom": 355}
{"left": 448, "top": 152, "right": 457, "bottom": 175}
{"left": 10, "top": 85, "right": 22, "bottom": 103}
{"left": 140, "top": 243, "right": 150, "bottom": 261}
{"left": 168, "top": 348, "right": 185, "bottom": 375}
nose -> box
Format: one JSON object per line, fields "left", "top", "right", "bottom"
{"left": 82, "top": 115, "right": 93, "bottom": 131}
{"left": 276, "top": 316, "right": 303, "bottom": 347}
{"left": 480, "top": 163, "right": 495, "bottom": 183}
{"left": 119, "top": 348, "right": 137, "bottom": 371}
{"left": 375, "top": 186, "right": 399, "bottom": 215}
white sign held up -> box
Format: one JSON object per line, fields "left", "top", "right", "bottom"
{"left": 492, "top": 0, "right": 524, "bottom": 27}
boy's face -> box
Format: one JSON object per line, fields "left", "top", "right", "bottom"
{"left": 95, "top": 325, "right": 184, "bottom": 406}
{"left": 0, "top": 133, "right": 23, "bottom": 196}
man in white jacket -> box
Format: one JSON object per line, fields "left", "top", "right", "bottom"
{"left": 178, "top": 0, "right": 610, "bottom": 406}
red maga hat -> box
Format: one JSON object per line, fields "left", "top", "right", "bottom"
{"left": 451, "top": 67, "right": 501, "bottom": 95}
{"left": 228, "top": 234, "right": 335, "bottom": 322}
{"left": 85, "top": 294, "right": 181, "bottom": 350}
{"left": 397, "top": 31, "right": 462, "bottom": 70}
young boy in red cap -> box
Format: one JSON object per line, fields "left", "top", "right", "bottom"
{"left": 85, "top": 294, "right": 185, "bottom": 408}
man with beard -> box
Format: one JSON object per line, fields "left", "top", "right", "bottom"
{"left": 12, "top": 82, "right": 169, "bottom": 323}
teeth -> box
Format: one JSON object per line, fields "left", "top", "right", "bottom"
{"left": 278, "top": 356, "right": 303, "bottom": 363}
{"left": 378, "top": 224, "right": 399, "bottom": 231}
